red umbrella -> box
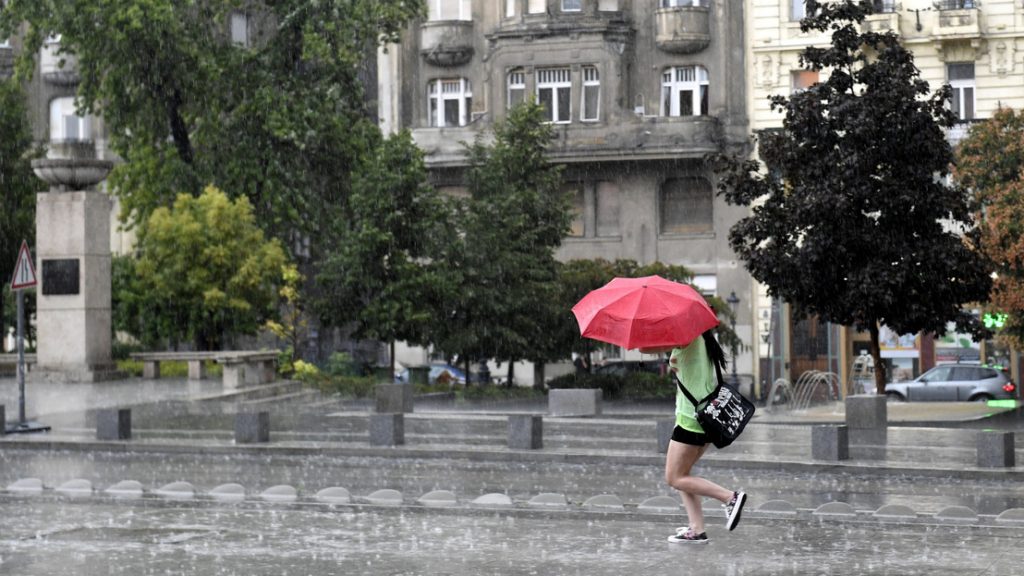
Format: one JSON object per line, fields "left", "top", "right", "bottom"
{"left": 572, "top": 275, "right": 719, "bottom": 350}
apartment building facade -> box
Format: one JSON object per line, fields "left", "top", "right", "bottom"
{"left": 380, "top": 0, "right": 756, "bottom": 383}
{"left": 747, "top": 0, "right": 1024, "bottom": 388}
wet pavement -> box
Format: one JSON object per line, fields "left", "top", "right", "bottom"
{"left": 2, "top": 375, "right": 1023, "bottom": 574}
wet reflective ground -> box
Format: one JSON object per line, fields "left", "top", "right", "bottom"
{"left": 1, "top": 497, "right": 1020, "bottom": 576}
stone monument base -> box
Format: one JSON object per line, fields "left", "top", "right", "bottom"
{"left": 30, "top": 365, "right": 127, "bottom": 383}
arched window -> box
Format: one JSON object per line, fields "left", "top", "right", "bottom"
{"left": 581, "top": 66, "right": 600, "bottom": 122}
{"left": 507, "top": 68, "right": 526, "bottom": 109}
{"left": 537, "top": 67, "right": 571, "bottom": 123}
{"left": 428, "top": 0, "right": 471, "bottom": 20}
{"left": 661, "top": 66, "right": 709, "bottom": 117}
{"left": 428, "top": 78, "right": 472, "bottom": 127}
{"left": 49, "top": 97, "right": 92, "bottom": 142}
{"left": 660, "top": 177, "right": 713, "bottom": 234}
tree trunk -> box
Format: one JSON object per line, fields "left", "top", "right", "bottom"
{"left": 0, "top": 288, "right": 6, "bottom": 353}
{"left": 868, "top": 323, "right": 887, "bottom": 395}
{"left": 463, "top": 357, "right": 472, "bottom": 387}
{"left": 533, "top": 362, "right": 545, "bottom": 390}
{"left": 507, "top": 360, "right": 515, "bottom": 388}
{"left": 389, "top": 341, "right": 395, "bottom": 381}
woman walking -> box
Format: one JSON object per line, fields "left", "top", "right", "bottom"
{"left": 647, "top": 330, "right": 746, "bottom": 544}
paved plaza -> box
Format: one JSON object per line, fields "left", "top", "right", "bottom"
{"left": 1, "top": 376, "right": 1023, "bottom": 575}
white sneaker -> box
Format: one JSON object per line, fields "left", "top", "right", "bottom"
{"left": 667, "top": 528, "right": 708, "bottom": 544}
{"left": 724, "top": 491, "right": 747, "bottom": 531}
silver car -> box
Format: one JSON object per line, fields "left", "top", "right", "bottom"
{"left": 885, "top": 365, "right": 1017, "bottom": 402}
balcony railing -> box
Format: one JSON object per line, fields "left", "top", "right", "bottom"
{"left": 934, "top": 0, "right": 975, "bottom": 10}
{"left": 655, "top": 5, "right": 711, "bottom": 54}
{"left": 419, "top": 20, "right": 474, "bottom": 67}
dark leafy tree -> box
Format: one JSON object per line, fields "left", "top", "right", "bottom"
{"left": 712, "top": 0, "right": 992, "bottom": 393}
{"left": 429, "top": 101, "right": 571, "bottom": 386}
{"left": 316, "top": 130, "right": 456, "bottom": 376}
{"left": 955, "top": 108, "right": 1024, "bottom": 347}
{"left": 0, "top": 79, "right": 44, "bottom": 352}
{"left": 0, "top": 0, "right": 424, "bottom": 249}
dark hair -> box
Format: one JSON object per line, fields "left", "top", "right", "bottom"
{"left": 701, "top": 330, "right": 728, "bottom": 374}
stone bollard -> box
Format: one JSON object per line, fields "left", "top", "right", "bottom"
{"left": 96, "top": 408, "right": 132, "bottom": 440}
{"left": 656, "top": 419, "right": 676, "bottom": 453}
{"left": 548, "top": 389, "right": 602, "bottom": 417}
{"left": 375, "top": 384, "right": 413, "bottom": 413}
{"left": 508, "top": 415, "right": 543, "bottom": 450}
{"left": 234, "top": 412, "right": 270, "bottom": 444}
{"left": 977, "top": 431, "right": 1015, "bottom": 468}
{"left": 812, "top": 425, "right": 849, "bottom": 461}
{"left": 0, "top": 404, "right": 5, "bottom": 435}
{"left": 370, "top": 413, "right": 404, "bottom": 446}
{"left": 845, "top": 394, "right": 887, "bottom": 459}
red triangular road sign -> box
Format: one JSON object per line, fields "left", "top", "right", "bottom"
{"left": 11, "top": 240, "right": 37, "bottom": 290}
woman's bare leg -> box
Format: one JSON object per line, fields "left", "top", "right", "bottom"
{"left": 664, "top": 440, "right": 734, "bottom": 532}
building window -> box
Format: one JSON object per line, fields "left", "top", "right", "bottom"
{"left": 230, "top": 12, "right": 249, "bottom": 46}
{"left": 537, "top": 68, "right": 572, "bottom": 123}
{"left": 428, "top": 0, "right": 472, "bottom": 21}
{"left": 562, "top": 0, "right": 582, "bottom": 11}
{"left": 49, "top": 97, "right": 92, "bottom": 142}
{"left": 791, "top": 0, "right": 805, "bottom": 20}
{"left": 508, "top": 69, "right": 526, "bottom": 109}
{"left": 528, "top": 0, "right": 545, "bottom": 14}
{"left": 595, "top": 181, "right": 620, "bottom": 237}
{"left": 790, "top": 70, "right": 818, "bottom": 93}
{"left": 567, "top": 184, "right": 585, "bottom": 237}
{"left": 581, "top": 66, "right": 600, "bottom": 122}
{"left": 948, "top": 63, "right": 975, "bottom": 121}
{"left": 662, "top": 0, "right": 709, "bottom": 6}
{"left": 660, "top": 177, "right": 713, "bottom": 234}
{"left": 428, "top": 78, "right": 472, "bottom": 127}
{"left": 599, "top": 0, "right": 620, "bottom": 9}
{"left": 661, "top": 66, "right": 709, "bottom": 117}
{"left": 872, "top": 0, "right": 896, "bottom": 13}
{"left": 506, "top": 0, "right": 516, "bottom": 17}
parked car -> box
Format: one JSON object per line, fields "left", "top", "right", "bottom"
{"left": 593, "top": 360, "right": 666, "bottom": 377}
{"left": 884, "top": 364, "right": 1016, "bottom": 402}
{"left": 397, "top": 363, "right": 467, "bottom": 386}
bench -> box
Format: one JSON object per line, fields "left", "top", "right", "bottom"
{"left": 130, "top": 351, "right": 219, "bottom": 380}
{"left": 0, "top": 353, "right": 37, "bottom": 376}
{"left": 130, "top": 350, "right": 278, "bottom": 389}
{"left": 216, "top": 351, "right": 279, "bottom": 389}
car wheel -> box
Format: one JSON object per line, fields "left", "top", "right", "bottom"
{"left": 969, "top": 393, "right": 993, "bottom": 402}
{"left": 885, "top": 392, "right": 905, "bottom": 402}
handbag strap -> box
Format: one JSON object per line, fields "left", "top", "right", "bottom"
{"left": 675, "top": 359, "right": 727, "bottom": 409}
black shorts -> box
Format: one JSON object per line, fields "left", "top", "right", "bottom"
{"left": 671, "top": 425, "right": 709, "bottom": 447}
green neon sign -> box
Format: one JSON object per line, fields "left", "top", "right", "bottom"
{"left": 983, "top": 312, "right": 1008, "bottom": 330}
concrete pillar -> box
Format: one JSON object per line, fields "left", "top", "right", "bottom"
{"left": 508, "top": 415, "right": 543, "bottom": 450}
{"left": 96, "top": 408, "right": 131, "bottom": 440}
{"left": 812, "top": 425, "right": 849, "bottom": 461}
{"left": 31, "top": 144, "right": 120, "bottom": 382}
{"left": 234, "top": 412, "right": 270, "bottom": 443}
{"left": 977, "top": 431, "right": 1015, "bottom": 468}
{"left": 375, "top": 384, "right": 413, "bottom": 413}
{"left": 370, "top": 413, "right": 404, "bottom": 446}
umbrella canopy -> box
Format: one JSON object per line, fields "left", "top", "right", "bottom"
{"left": 571, "top": 275, "right": 719, "bottom": 350}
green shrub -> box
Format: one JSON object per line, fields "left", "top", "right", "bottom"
{"left": 324, "top": 352, "right": 360, "bottom": 377}
{"left": 546, "top": 372, "right": 673, "bottom": 400}
{"left": 115, "top": 359, "right": 222, "bottom": 378}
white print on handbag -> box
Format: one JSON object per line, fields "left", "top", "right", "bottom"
{"left": 704, "top": 387, "right": 745, "bottom": 436}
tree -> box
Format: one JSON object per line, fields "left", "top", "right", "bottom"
{"left": 123, "top": 186, "right": 287, "bottom": 350}
{"left": 955, "top": 108, "right": 1024, "bottom": 347}
{"left": 316, "top": 130, "right": 456, "bottom": 376}
{"left": 0, "top": 0, "right": 425, "bottom": 250}
{"left": 0, "top": 79, "right": 44, "bottom": 352}
{"left": 430, "top": 101, "right": 572, "bottom": 385}
{"left": 712, "top": 0, "right": 992, "bottom": 393}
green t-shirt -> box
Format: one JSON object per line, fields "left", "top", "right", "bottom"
{"left": 671, "top": 337, "right": 716, "bottom": 433}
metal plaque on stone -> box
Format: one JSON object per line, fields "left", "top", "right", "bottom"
{"left": 41, "top": 258, "right": 80, "bottom": 295}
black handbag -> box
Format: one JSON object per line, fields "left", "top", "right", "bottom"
{"left": 676, "top": 362, "right": 755, "bottom": 449}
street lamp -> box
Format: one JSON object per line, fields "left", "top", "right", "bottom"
{"left": 726, "top": 291, "right": 740, "bottom": 386}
